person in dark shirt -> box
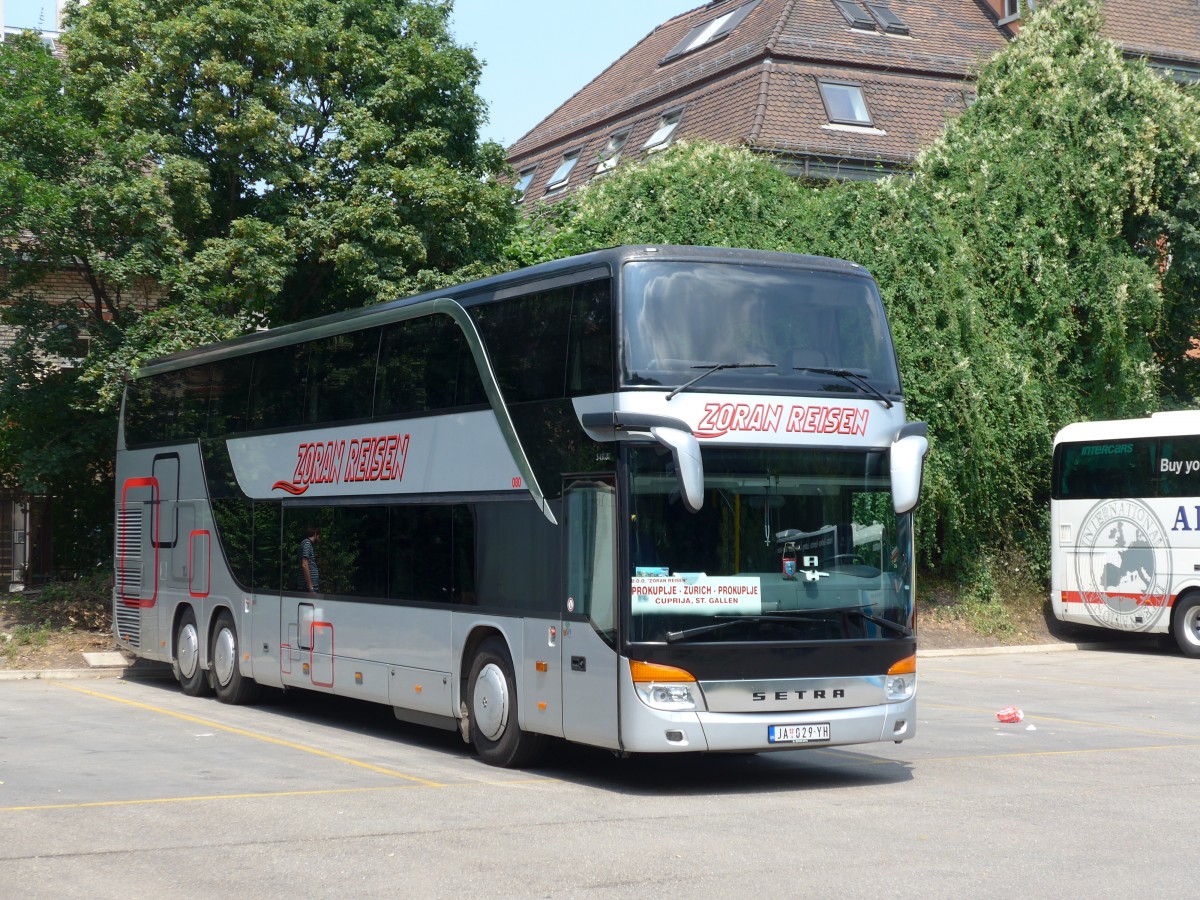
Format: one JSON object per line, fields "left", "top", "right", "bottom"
{"left": 299, "top": 526, "right": 320, "bottom": 593}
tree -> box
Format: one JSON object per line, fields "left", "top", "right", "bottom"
{"left": 0, "top": 1, "right": 517, "bottom": 571}
{"left": 0, "top": 31, "right": 192, "bottom": 571}
{"left": 63, "top": 0, "right": 516, "bottom": 323}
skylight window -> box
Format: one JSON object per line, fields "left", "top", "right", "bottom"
{"left": 595, "top": 129, "right": 632, "bottom": 174}
{"left": 865, "top": 3, "right": 909, "bottom": 35}
{"left": 514, "top": 167, "right": 537, "bottom": 196}
{"left": 642, "top": 111, "right": 683, "bottom": 151}
{"left": 662, "top": 0, "right": 760, "bottom": 63}
{"left": 832, "top": 0, "right": 876, "bottom": 30}
{"left": 817, "top": 80, "right": 873, "bottom": 127}
{"left": 545, "top": 151, "right": 580, "bottom": 191}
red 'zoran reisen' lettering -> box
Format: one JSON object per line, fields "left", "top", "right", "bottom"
{"left": 695, "top": 402, "right": 868, "bottom": 438}
{"left": 281, "top": 433, "right": 410, "bottom": 492}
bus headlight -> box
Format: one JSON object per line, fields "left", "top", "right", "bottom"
{"left": 630, "top": 660, "right": 705, "bottom": 711}
{"left": 885, "top": 655, "right": 916, "bottom": 702}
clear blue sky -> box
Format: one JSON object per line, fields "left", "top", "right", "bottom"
{"left": 3, "top": 0, "right": 698, "bottom": 148}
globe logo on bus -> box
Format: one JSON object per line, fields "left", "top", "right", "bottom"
{"left": 1074, "top": 499, "right": 1171, "bottom": 631}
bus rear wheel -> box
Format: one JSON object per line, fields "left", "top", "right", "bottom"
{"left": 1172, "top": 596, "right": 1200, "bottom": 658}
{"left": 174, "top": 608, "right": 211, "bottom": 697}
{"left": 211, "top": 610, "right": 261, "bottom": 705}
{"left": 466, "top": 638, "right": 547, "bottom": 768}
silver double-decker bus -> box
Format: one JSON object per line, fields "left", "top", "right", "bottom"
{"left": 113, "top": 245, "right": 928, "bottom": 766}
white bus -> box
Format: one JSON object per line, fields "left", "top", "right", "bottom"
{"left": 113, "top": 245, "right": 929, "bottom": 766}
{"left": 1051, "top": 411, "right": 1200, "bottom": 657}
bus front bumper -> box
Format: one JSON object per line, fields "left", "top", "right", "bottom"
{"left": 618, "top": 680, "right": 916, "bottom": 753}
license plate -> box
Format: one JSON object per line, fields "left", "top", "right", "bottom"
{"left": 768, "top": 723, "right": 831, "bottom": 744}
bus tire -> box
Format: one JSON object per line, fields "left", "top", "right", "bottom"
{"left": 173, "top": 607, "right": 211, "bottom": 697}
{"left": 211, "top": 610, "right": 261, "bottom": 705}
{"left": 1172, "top": 595, "right": 1200, "bottom": 659}
{"left": 466, "top": 637, "right": 547, "bottom": 768}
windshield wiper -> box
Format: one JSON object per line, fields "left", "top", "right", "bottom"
{"left": 664, "top": 606, "right": 911, "bottom": 643}
{"left": 666, "top": 362, "right": 776, "bottom": 401}
{"left": 793, "top": 366, "right": 893, "bottom": 409}
{"left": 842, "top": 607, "right": 912, "bottom": 637}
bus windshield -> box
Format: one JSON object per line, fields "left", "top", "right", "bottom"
{"left": 621, "top": 260, "right": 901, "bottom": 398}
{"left": 626, "top": 446, "right": 912, "bottom": 644}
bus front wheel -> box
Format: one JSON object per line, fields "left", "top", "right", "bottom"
{"left": 211, "top": 610, "right": 261, "bottom": 705}
{"left": 466, "top": 638, "right": 547, "bottom": 768}
{"left": 173, "top": 608, "right": 211, "bottom": 697}
{"left": 1172, "top": 596, "right": 1200, "bottom": 659}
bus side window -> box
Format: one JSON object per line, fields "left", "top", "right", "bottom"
{"left": 566, "top": 280, "right": 614, "bottom": 397}
{"left": 249, "top": 345, "right": 308, "bottom": 431}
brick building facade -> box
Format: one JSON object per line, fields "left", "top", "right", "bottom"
{"left": 508, "top": 0, "right": 1200, "bottom": 202}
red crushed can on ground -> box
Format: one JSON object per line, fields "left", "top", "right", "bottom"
{"left": 995, "top": 706, "right": 1024, "bottom": 723}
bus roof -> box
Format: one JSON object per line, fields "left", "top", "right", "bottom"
{"left": 1054, "top": 410, "right": 1200, "bottom": 445}
{"left": 136, "top": 245, "right": 874, "bottom": 378}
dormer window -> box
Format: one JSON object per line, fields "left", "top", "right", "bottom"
{"left": 662, "top": 0, "right": 760, "bottom": 63}
{"left": 1001, "top": 0, "right": 1021, "bottom": 22}
{"left": 817, "top": 79, "right": 873, "bottom": 127}
{"left": 595, "top": 129, "right": 632, "bottom": 174}
{"left": 545, "top": 151, "right": 581, "bottom": 192}
{"left": 642, "top": 111, "right": 683, "bottom": 151}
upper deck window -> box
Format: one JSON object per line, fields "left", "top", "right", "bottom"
{"left": 620, "top": 260, "right": 900, "bottom": 398}
{"left": 662, "top": 0, "right": 760, "bottom": 63}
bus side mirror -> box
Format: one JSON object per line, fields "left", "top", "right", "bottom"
{"left": 891, "top": 425, "right": 929, "bottom": 515}
{"left": 651, "top": 426, "right": 704, "bottom": 513}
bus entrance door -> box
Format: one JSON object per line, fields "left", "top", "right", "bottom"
{"left": 562, "top": 479, "right": 620, "bottom": 749}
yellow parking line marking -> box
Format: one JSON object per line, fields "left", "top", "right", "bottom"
{"left": 52, "top": 682, "right": 446, "bottom": 787}
{"left": 0, "top": 778, "right": 559, "bottom": 813}
{"left": 0, "top": 786, "right": 413, "bottom": 813}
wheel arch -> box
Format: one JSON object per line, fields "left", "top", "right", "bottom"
{"left": 170, "top": 602, "right": 200, "bottom": 664}
{"left": 1170, "top": 588, "right": 1200, "bottom": 657}
{"left": 458, "top": 625, "right": 509, "bottom": 712}
{"left": 205, "top": 601, "right": 239, "bottom": 665}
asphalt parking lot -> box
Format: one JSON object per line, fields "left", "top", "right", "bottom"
{"left": 1, "top": 642, "right": 1198, "bottom": 898}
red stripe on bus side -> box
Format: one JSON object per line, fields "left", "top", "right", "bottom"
{"left": 1059, "top": 591, "right": 1175, "bottom": 608}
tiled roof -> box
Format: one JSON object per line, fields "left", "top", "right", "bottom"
{"left": 515, "top": 66, "right": 767, "bottom": 201}
{"left": 508, "top": 0, "right": 1200, "bottom": 201}
{"left": 771, "top": 0, "right": 1007, "bottom": 72}
{"left": 1101, "top": 0, "right": 1200, "bottom": 68}
{"left": 753, "top": 63, "right": 973, "bottom": 162}
{"left": 510, "top": 0, "right": 1006, "bottom": 162}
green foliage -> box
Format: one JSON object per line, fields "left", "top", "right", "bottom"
{"left": 79, "top": 303, "right": 250, "bottom": 411}
{"left": 62, "top": 0, "right": 517, "bottom": 320}
{"left": 522, "top": 0, "right": 1200, "bottom": 577}
{"left": 1, "top": 3, "right": 514, "bottom": 563}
